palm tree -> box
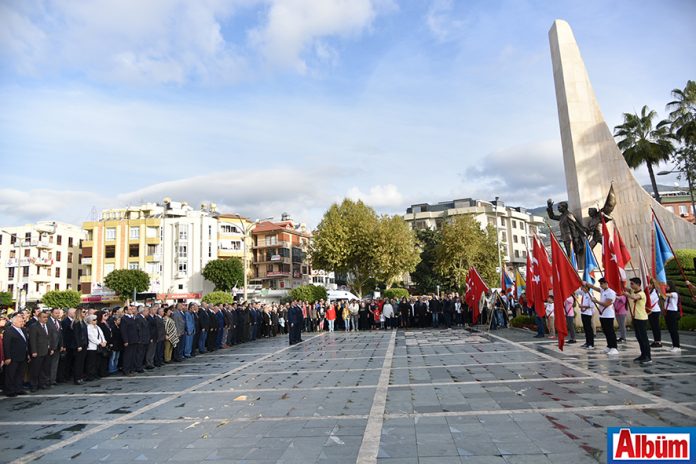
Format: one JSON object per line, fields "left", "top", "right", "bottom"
{"left": 613, "top": 105, "right": 674, "bottom": 203}
{"left": 667, "top": 80, "right": 696, "bottom": 147}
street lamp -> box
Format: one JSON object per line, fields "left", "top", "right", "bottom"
{"left": 234, "top": 216, "right": 272, "bottom": 302}
{"left": 1, "top": 229, "right": 25, "bottom": 313}
{"left": 657, "top": 169, "right": 696, "bottom": 218}
{"left": 494, "top": 197, "right": 503, "bottom": 285}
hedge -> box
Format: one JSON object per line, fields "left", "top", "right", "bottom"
{"left": 383, "top": 288, "right": 409, "bottom": 300}
{"left": 289, "top": 285, "right": 328, "bottom": 303}
{"left": 201, "top": 291, "right": 234, "bottom": 305}
{"left": 665, "top": 249, "right": 696, "bottom": 315}
{"left": 510, "top": 315, "right": 536, "bottom": 329}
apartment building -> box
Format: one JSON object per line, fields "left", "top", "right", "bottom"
{"left": 251, "top": 219, "right": 312, "bottom": 290}
{"left": 0, "top": 221, "right": 84, "bottom": 305}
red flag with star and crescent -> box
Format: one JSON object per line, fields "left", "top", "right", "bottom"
{"left": 465, "top": 267, "right": 489, "bottom": 324}
{"left": 602, "top": 216, "right": 623, "bottom": 295}
{"left": 550, "top": 232, "right": 583, "bottom": 351}
{"left": 531, "top": 236, "right": 551, "bottom": 318}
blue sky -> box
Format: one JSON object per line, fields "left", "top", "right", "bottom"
{"left": 1, "top": 0, "right": 695, "bottom": 227}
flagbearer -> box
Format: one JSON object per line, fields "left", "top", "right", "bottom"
{"left": 584, "top": 278, "right": 619, "bottom": 356}
{"left": 647, "top": 281, "right": 662, "bottom": 348}
{"left": 578, "top": 286, "right": 595, "bottom": 349}
{"left": 564, "top": 294, "right": 577, "bottom": 344}
{"left": 657, "top": 281, "right": 681, "bottom": 353}
{"left": 625, "top": 277, "right": 651, "bottom": 364}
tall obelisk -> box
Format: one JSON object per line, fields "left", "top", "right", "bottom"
{"left": 548, "top": 19, "right": 695, "bottom": 258}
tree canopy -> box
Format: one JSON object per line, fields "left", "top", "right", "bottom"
{"left": 41, "top": 290, "right": 81, "bottom": 308}
{"left": 311, "top": 199, "right": 419, "bottom": 296}
{"left": 104, "top": 269, "right": 150, "bottom": 302}
{"left": 202, "top": 291, "right": 234, "bottom": 305}
{"left": 289, "top": 285, "right": 328, "bottom": 302}
{"left": 202, "top": 258, "right": 244, "bottom": 292}
{"left": 410, "top": 228, "right": 446, "bottom": 294}
{"left": 0, "top": 291, "right": 13, "bottom": 307}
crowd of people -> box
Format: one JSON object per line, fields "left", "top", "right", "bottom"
{"left": 0, "top": 294, "right": 478, "bottom": 397}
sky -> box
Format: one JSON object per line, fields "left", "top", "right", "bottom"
{"left": 1, "top": 0, "right": 695, "bottom": 228}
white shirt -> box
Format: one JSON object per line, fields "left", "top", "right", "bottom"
{"left": 599, "top": 288, "right": 616, "bottom": 319}
{"left": 382, "top": 304, "right": 394, "bottom": 318}
{"left": 580, "top": 291, "right": 594, "bottom": 316}
{"left": 545, "top": 302, "right": 554, "bottom": 317}
{"left": 665, "top": 292, "right": 679, "bottom": 311}
{"left": 648, "top": 289, "right": 659, "bottom": 313}
{"left": 87, "top": 324, "right": 105, "bottom": 351}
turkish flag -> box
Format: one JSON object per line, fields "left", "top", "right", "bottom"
{"left": 466, "top": 267, "right": 489, "bottom": 324}
{"left": 525, "top": 253, "right": 536, "bottom": 310}
{"left": 532, "top": 236, "right": 551, "bottom": 318}
{"left": 550, "top": 233, "right": 583, "bottom": 351}
{"left": 602, "top": 217, "right": 623, "bottom": 295}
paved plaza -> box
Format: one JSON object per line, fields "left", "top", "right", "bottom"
{"left": 0, "top": 327, "right": 694, "bottom": 464}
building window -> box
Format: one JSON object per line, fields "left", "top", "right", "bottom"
{"left": 178, "top": 262, "right": 187, "bottom": 274}
{"left": 67, "top": 268, "right": 72, "bottom": 279}
{"left": 522, "top": 250, "right": 527, "bottom": 257}
{"left": 679, "top": 205, "right": 689, "bottom": 216}
{"left": 220, "top": 224, "right": 240, "bottom": 234}
{"left": 521, "top": 236, "right": 526, "bottom": 245}
{"left": 513, "top": 235, "right": 518, "bottom": 243}
{"left": 105, "top": 263, "right": 115, "bottom": 275}
{"left": 208, "top": 225, "right": 212, "bottom": 239}
{"left": 25, "top": 232, "right": 32, "bottom": 241}
{"left": 24, "top": 249, "right": 30, "bottom": 257}
{"left": 105, "top": 245, "right": 115, "bottom": 259}
{"left": 129, "top": 244, "right": 139, "bottom": 258}
{"left": 500, "top": 218, "right": 506, "bottom": 226}
{"left": 501, "top": 232, "right": 507, "bottom": 242}
{"left": 146, "top": 227, "right": 158, "bottom": 238}
{"left": 515, "top": 250, "right": 520, "bottom": 258}
{"left": 208, "top": 243, "right": 212, "bottom": 258}
{"left": 55, "top": 268, "right": 60, "bottom": 278}
{"left": 179, "top": 224, "right": 188, "bottom": 240}
{"left": 55, "top": 283, "right": 60, "bottom": 290}
{"left": 147, "top": 244, "right": 159, "bottom": 256}
{"left": 128, "top": 263, "right": 139, "bottom": 270}
{"left": 130, "top": 226, "right": 140, "bottom": 239}
{"left": 57, "top": 235, "right": 62, "bottom": 245}
{"left": 8, "top": 268, "right": 15, "bottom": 279}
{"left": 56, "top": 251, "right": 62, "bottom": 261}
{"left": 68, "top": 237, "right": 73, "bottom": 247}
{"left": 512, "top": 220, "right": 517, "bottom": 228}
{"left": 105, "top": 228, "right": 116, "bottom": 241}
{"left": 178, "top": 245, "right": 187, "bottom": 258}
{"left": 178, "top": 284, "right": 184, "bottom": 290}
{"left": 10, "top": 234, "right": 17, "bottom": 245}
{"left": 23, "top": 266, "right": 29, "bottom": 277}
{"left": 68, "top": 252, "right": 73, "bottom": 263}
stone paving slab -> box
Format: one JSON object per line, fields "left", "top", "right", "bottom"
{"left": 0, "top": 327, "right": 694, "bottom": 464}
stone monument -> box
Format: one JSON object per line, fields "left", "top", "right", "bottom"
{"left": 548, "top": 19, "right": 696, "bottom": 261}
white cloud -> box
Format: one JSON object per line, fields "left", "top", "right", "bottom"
{"left": 346, "top": 184, "right": 404, "bottom": 209}
{"left": 250, "top": 0, "right": 390, "bottom": 73}
{"left": 425, "top": 0, "right": 469, "bottom": 42}
{"left": 0, "top": 188, "right": 104, "bottom": 226}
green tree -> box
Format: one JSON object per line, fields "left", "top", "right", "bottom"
{"left": 289, "top": 285, "right": 328, "bottom": 302}
{"left": 374, "top": 215, "right": 420, "bottom": 288}
{"left": 434, "top": 216, "right": 498, "bottom": 291}
{"left": 614, "top": 105, "right": 674, "bottom": 202}
{"left": 202, "top": 291, "right": 234, "bottom": 305}
{"left": 383, "top": 287, "right": 409, "bottom": 300}
{"left": 41, "top": 290, "right": 82, "bottom": 308}
{"left": 311, "top": 199, "right": 380, "bottom": 297}
{"left": 104, "top": 269, "right": 150, "bottom": 302}
{"left": 202, "top": 258, "right": 244, "bottom": 292}
{"left": 667, "top": 80, "right": 696, "bottom": 147}
{"left": 0, "top": 291, "right": 14, "bottom": 307}
{"left": 410, "top": 228, "right": 446, "bottom": 294}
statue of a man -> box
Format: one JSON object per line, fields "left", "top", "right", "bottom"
{"left": 547, "top": 199, "right": 586, "bottom": 261}
{"left": 585, "top": 185, "right": 617, "bottom": 248}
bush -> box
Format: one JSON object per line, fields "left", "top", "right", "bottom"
{"left": 679, "top": 314, "right": 696, "bottom": 331}
{"left": 289, "top": 285, "right": 328, "bottom": 303}
{"left": 41, "top": 290, "right": 82, "bottom": 308}
{"left": 383, "top": 288, "right": 409, "bottom": 300}
{"left": 510, "top": 315, "right": 536, "bottom": 329}
{"left": 665, "top": 249, "right": 696, "bottom": 315}
{"left": 202, "top": 291, "right": 234, "bottom": 305}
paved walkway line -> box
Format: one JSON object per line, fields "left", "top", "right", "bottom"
{"left": 356, "top": 329, "right": 397, "bottom": 464}
{"left": 8, "top": 333, "right": 326, "bottom": 464}
{"left": 486, "top": 332, "right": 696, "bottom": 419}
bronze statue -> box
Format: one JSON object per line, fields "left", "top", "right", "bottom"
{"left": 547, "top": 199, "right": 586, "bottom": 262}
{"left": 586, "top": 185, "right": 617, "bottom": 248}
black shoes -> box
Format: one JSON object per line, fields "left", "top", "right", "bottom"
{"left": 650, "top": 341, "right": 662, "bottom": 348}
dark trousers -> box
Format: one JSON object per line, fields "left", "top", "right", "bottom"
{"left": 443, "top": 311, "right": 452, "bottom": 328}
{"left": 155, "top": 341, "right": 164, "bottom": 366}
{"left": 198, "top": 330, "right": 208, "bottom": 352}
{"left": 600, "top": 317, "right": 617, "bottom": 349}
{"left": 29, "top": 355, "right": 50, "bottom": 388}
{"left": 581, "top": 314, "right": 594, "bottom": 347}
{"left": 648, "top": 311, "right": 662, "bottom": 342}
{"left": 633, "top": 319, "right": 651, "bottom": 360}
{"left": 85, "top": 350, "right": 100, "bottom": 380}
{"left": 566, "top": 316, "right": 576, "bottom": 341}
{"left": 665, "top": 311, "right": 680, "bottom": 348}
{"left": 123, "top": 344, "right": 138, "bottom": 373}
{"left": 73, "top": 349, "right": 86, "bottom": 381}
{"left": 3, "top": 359, "right": 27, "bottom": 394}
{"left": 62, "top": 349, "right": 75, "bottom": 381}
{"left": 145, "top": 341, "right": 156, "bottom": 367}
{"left": 535, "top": 315, "right": 545, "bottom": 337}
{"left": 134, "top": 344, "right": 146, "bottom": 371}
{"left": 49, "top": 350, "right": 61, "bottom": 384}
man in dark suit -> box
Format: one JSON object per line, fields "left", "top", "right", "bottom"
{"left": 197, "top": 304, "right": 209, "bottom": 353}
{"left": 28, "top": 311, "right": 52, "bottom": 391}
{"left": 144, "top": 306, "right": 158, "bottom": 369}
{"left": 154, "top": 307, "right": 166, "bottom": 367}
{"left": 3, "top": 312, "right": 29, "bottom": 397}
{"left": 120, "top": 306, "right": 138, "bottom": 376}
{"left": 47, "top": 308, "right": 63, "bottom": 385}
{"left": 135, "top": 306, "right": 150, "bottom": 372}
{"left": 288, "top": 301, "right": 304, "bottom": 345}
{"left": 60, "top": 308, "right": 77, "bottom": 381}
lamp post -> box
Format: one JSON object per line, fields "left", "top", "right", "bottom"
{"left": 1, "top": 229, "right": 25, "bottom": 313}
{"left": 657, "top": 168, "right": 696, "bottom": 218}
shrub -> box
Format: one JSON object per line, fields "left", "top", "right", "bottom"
{"left": 665, "top": 249, "right": 696, "bottom": 315}
{"left": 41, "top": 290, "right": 81, "bottom": 308}
{"left": 679, "top": 314, "right": 696, "bottom": 331}
{"left": 289, "top": 285, "right": 328, "bottom": 303}
{"left": 510, "top": 315, "right": 536, "bottom": 329}
{"left": 383, "top": 288, "right": 409, "bottom": 300}
{"left": 202, "top": 291, "right": 234, "bottom": 305}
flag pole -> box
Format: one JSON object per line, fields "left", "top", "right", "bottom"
{"left": 650, "top": 208, "right": 696, "bottom": 300}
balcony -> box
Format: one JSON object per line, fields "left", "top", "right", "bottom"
{"left": 34, "top": 257, "right": 53, "bottom": 266}
{"left": 5, "top": 258, "right": 18, "bottom": 268}
{"left": 80, "top": 275, "right": 92, "bottom": 284}
{"left": 81, "top": 257, "right": 92, "bottom": 265}
{"left": 35, "top": 240, "right": 53, "bottom": 249}
{"left": 253, "top": 240, "right": 290, "bottom": 249}
{"left": 255, "top": 255, "right": 291, "bottom": 264}
{"left": 265, "top": 271, "right": 290, "bottom": 277}
{"left": 34, "top": 274, "right": 51, "bottom": 282}
{"left": 146, "top": 254, "right": 162, "bottom": 262}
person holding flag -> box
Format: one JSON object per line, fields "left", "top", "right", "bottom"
{"left": 564, "top": 294, "right": 577, "bottom": 344}
{"left": 647, "top": 281, "right": 662, "bottom": 348}
{"left": 624, "top": 277, "right": 651, "bottom": 364}
{"left": 584, "top": 277, "right": 619, "bottom": 356}
{"left": 578, "top": 286, "right": 595, "bottom": 349}
{"left": 657, "top": 281, "right": 681, "bottom": 353}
